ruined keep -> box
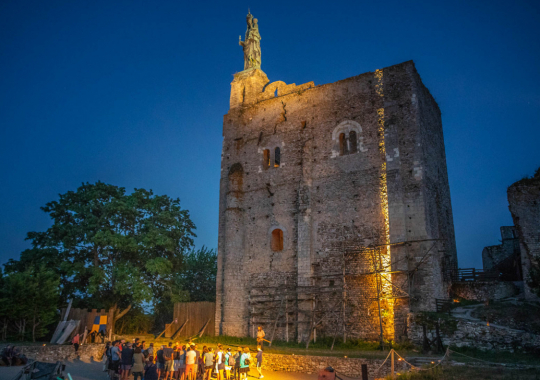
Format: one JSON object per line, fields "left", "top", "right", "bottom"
{"left": 508, "top": 168, "right": 540, "bottom": 299}
{"left": 216, "top": 13, "right": 457, "bottom": 343}
{"left": 482, "top": 226, "right": 522, "bottom": 281}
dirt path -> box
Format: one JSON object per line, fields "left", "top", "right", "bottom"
{"left": 452, "top": 303, "right": 528, "bottom": 332}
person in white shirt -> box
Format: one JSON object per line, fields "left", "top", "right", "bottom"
{"left": 185, "top": 347, "right": 197, "bottom": 380}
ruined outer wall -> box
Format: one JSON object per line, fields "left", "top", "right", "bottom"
{"left": 508, "top": 169, "right": 540, "bottom": 298}
{"left": 216, "top": 61, "right": 456, "bottom": 341}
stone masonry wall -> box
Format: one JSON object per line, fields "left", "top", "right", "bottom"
{"left": 255, "top": 352, "right": 408, "bottom": 379}
{"left": 451, "top": 281, "right": 519, "bottom": 301}
{"left": 409, "top": 318, "right": 540, "bottom": 352}
{"left": 0, "top": 344, "right": 105, "bottom": 363}
{"left": 508, "top": 168, "right": 540, "bottom": 299}
{"left": 216, "top": 60, "right": 457, "bottom": 342}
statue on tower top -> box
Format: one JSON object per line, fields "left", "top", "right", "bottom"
{"left": 239, "top": 11, "right": 261, "bottom": 71}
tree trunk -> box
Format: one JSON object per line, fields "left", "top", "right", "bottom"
{"left": 32, "top": 316, "right": 40, "bottom": 343}
{"left": 110, "top": 304, "right": 132, "bottom": 336}
{"left": 2, "top": 318, "right": 7, "bottom": 341}
{"left": 114, "top": 304, "right": 132, "bottom": 322}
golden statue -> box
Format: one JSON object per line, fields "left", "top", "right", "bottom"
{"left": 239, "top": 11, "right": 261, "bottom": 70}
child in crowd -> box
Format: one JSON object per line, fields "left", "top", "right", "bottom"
{"left": 256, "top": 346, "right": 263, "bottom": 379}
{"left": 239, "top": 347, "right": 251, "bottom": 380}
{"left": 224, "top": 347, "right": 232, "bottom": 380}
{"left": 203, "top": 347, "right": 214, "bottom": 380}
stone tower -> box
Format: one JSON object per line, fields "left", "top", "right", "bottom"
{"left": 216, "top": 14, "right": 457, "bottom": 342}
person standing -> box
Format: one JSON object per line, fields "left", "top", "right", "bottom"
{"left": 224, "top": 348, "right": 232, "bottom": 380}
{"left": 239, "top": 347, "right": 251, "bottom": 380}
{"left": 177, "top": 345, "right": 186, "bottom": 380}
{"left": 255, "top": 346, "right": 263, "bottom": 379}
{"left": 120, "top": 342, "right": 134, "bottom": 380}
{"left": 144, "top": 356, "right": 159, "bottom": 380}
{"left": 164, "top": 342, "right": 175, "bottom": 380}
{"left": 132, "top": 347, "right": 145, "bottom": 380}
{"left": 256, "top": 326, "right": 266, "bottom": 347}
{"left": 215, "top": 344, "right": 224, "bottom": 380}
{"left": 203, "top": 347, "right": 214, "bottom": 380}
{"left": 146, "top": 342, "right": 155, "bottom": 359}
{"left": 233, "top": 347, "right": 242, "bottom": 380}
{"left": 109, "top": 341, "right": 121, "bottom": 380}
{"left": 71, "top": 333, "right": 80, "bottom": 353}
{"left": 185, "top": 346, "right": 197, "bottom": 380}
{"left": 103, "top": 342, "right": 111, "bottom": 373}
{"left": 192, "top": 344, "right": 200, "bottom": 379}
{"left": 156, "top": 345, "right": 165, "bottom": 379}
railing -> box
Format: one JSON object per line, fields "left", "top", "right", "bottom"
{"left": 435, "top": 298, "right": 454, "bottom": 314}
{"left": 453, "top": 268, "right": 499, "bottom": 282}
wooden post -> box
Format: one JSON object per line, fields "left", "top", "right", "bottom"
{"left": 342, "top": 247, "right": 347, "bottom": 343}
{"left": 171, "top": 319, "right": 189, "bottom": 340}
{"left": 156, "top": 321, "right": 175, "bottom": 340}
{"left": 361, "top": 364, "right": 368, "bottom": 380}
{"left": 63, "top": 299, "right": 73, "bottom": 322}
{"left": 285, "top": 292, "right": 289, "bottom": 343}
{"left": 391, "top": 349, "right": 395, "bottom": 379}
{"left": 198, "top": 319, "right": 211, "bottom": 337}
{"left": 269, "top": 298, "right": 283, "bottom": 347}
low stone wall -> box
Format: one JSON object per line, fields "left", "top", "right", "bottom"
{"left": 451, "top": 281, "right": 518, "bottom": 301}
{"left": 0, "top": 344, "right": 405, "bottom": 378}
{"left": 0, "top": 344, "right": 105, "bottom": 363}
{"left": 409, "top": 319, "right": 540, "bottom": 352}
{"left": 257, "top": 352, "right": 408, "bottom": 378}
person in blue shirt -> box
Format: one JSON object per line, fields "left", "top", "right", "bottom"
{"left": 239, "top": 347, "right": 251, "bottom": 380}
{"left": 108, "top": 341, "right": 121, "bottom": 380}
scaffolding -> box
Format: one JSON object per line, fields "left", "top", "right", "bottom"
{"left": 247, "top": 238, "right": 449, "bottom": 348}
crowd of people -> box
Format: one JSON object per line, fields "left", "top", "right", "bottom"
{"left": 102, "top": 327, "right": 267, "bottom": 380}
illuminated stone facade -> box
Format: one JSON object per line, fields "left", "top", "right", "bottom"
{"left": 215, "top": 61, "right": 457, "bottom": 342}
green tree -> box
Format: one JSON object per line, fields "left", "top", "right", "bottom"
{"left": 5, "top": 182, "right": 196, "bottom": 332}
{"left": 0, "top": 265, "right": 59, "bottom": 341}
{"left": 178, "top": 247, "right": 217, "bottom": 302}
{"left": 153, "top": 247, "right": 216, "bottom": 331}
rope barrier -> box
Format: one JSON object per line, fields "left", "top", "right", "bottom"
{"left": 323, "top": 345, "right": 537, "bottom": 379}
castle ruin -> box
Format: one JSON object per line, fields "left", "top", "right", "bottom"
{"left": 215, "top": 13, "right": 457, "bottom": 343}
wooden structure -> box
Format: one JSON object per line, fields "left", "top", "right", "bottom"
{"left": 165, "top": 302, "right": 215, "bottom": 338}
{"left": 60, "top": 308, "right": 113, "bottom": 337}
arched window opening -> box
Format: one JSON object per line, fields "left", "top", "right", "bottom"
{"left": 339, "top": 133, "right": 348, "bottom": 156}
{"left": 228, "top": 163, "right": 244, "bottom": 193}
{"left": 349, "top": 130, "right": 357, "bottom": 154}
{"left": 263, "top": 149, "right": 270, "bottom": 169}
{"left": 271, "top": 229, "right": 284, "bottom": 251}
{"left": 274, "top": 147, "right": 281, "bottom": 167}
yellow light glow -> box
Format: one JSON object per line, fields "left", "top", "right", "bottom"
{"left": 376, "top": 69, "right": 394, "bottom": 339}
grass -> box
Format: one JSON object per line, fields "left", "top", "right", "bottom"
{"left": 470, "top": 299, "right": 540, "bottom": 334}
{"left": 116, "top": 334, "right": 431, "bottom": 360}
{"left": 388, "top": 365, "right": 540, "bottom": 380}
{"left": 447, "top": 346, "right": 540, "bottom": 366}
{"left": 113, "top": 334, "right": 540, "bottom": 365}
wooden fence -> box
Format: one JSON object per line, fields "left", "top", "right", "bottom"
{"left": 164, "top": 302, "right": 215, "bottom": 338}
{"left": 60, "top": 308, "right": 113, "bottom": 337}
{"left": 453, "top": 268, "right": 499, "bottom": 282}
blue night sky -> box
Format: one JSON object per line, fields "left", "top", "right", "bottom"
{"left": 1, "top": 0, "right": 539, "bottom": 269}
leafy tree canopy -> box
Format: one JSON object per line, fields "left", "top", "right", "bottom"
{"left": 5, "top": 182, "right": 197, "bottom": 322}
{"left": 0, "top": 264, "right": 59, "bottom": 341}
